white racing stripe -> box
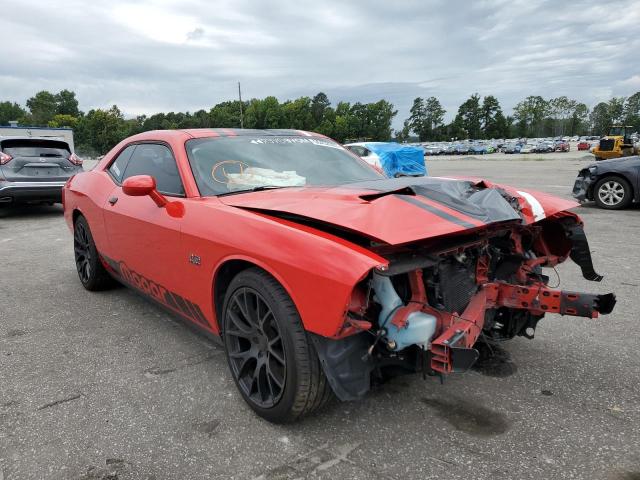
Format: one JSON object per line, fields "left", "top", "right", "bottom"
{"left": 517, "top": 190, "right": 546, "bottom": 222}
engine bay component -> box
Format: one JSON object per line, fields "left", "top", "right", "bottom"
{"left": 372, "top": 273, "right": 436, "bottom": 351}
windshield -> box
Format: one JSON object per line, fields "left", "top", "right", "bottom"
{"left": 1, "top": 139, "right": 70, "bottom": 158}
{"left": 185, "top": 136, "right": 383, "bottom": 196}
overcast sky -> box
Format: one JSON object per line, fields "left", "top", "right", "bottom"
{"left": 1, "top": 0, "right": 639, "bottom": 127}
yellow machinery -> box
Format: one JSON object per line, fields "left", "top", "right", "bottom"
{"left": 593, "top": 125, "right": 638, "bottom": 160}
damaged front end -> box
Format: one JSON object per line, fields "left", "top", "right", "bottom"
{"left": 313, "top": 212, "right": 616, "bottom": 401}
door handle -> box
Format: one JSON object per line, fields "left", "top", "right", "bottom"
{"left": 108, "top": 196, "right": 118, "bottom": 205}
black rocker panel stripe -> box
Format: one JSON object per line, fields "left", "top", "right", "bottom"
{"left": 101, "top": 255, "right": 210, "bottom": 328}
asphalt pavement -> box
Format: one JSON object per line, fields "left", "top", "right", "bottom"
{"left": 1, "top": 153, "right": 639, "bottom": 479}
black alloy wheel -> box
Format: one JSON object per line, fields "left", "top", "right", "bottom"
{"left": 225, "top": 287, "right": 286, "bottom": 408}
{"left": 73, "top": 215, "right": 114, "bottom": 291}
{"left": 222, "top": 268, "right": 333, "bottom": 423}
{"left": 74, "top": 219, "right": 92, "bottom": 284}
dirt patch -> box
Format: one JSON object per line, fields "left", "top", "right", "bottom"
{"left": 6, "top": 329, "right": 27, "bottom": 338}
{"left": 193, "top": 419, "right": 221, "bottom": 438}
{"left": 421, "top": 397, "right": 510, "bottom": 436}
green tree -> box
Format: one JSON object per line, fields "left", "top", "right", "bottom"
{"left": 210, "top": 101, "right": 244, "bottom": 127}
{"left": 408, "top": 97, "right": 445, "bottom": 141}
{"left": 281, "top": 97, "right": 314, "bottom": 130}
{"left": 547, "top": 96, "right": 575, "bottom": 136}
{"left": 455, "top": 93, "right": 482, "bottom": 139}
{"left": 310, "top": 92, "right": 331, "bottom": 127}
{"left": 513, "top": 96, "right": 548, "bottom": 137}
{"left": 394, "top": 120, "right": 411, "bottom": 143}
{"left": 608, "top": 97, "right": 626, "bottom": 124}
{"left": 623, "top": 92, "right": 640, "bottom": 132}
{"left": 332, "top": 101, "right": 352, "bottom": 142}
{"left": 590, "top": 102, "right": 611, "bottom": 136}
{"left": 569, "top": 103, "right": 589, "bottom": 136}
{"left": 26, "top": 90, "right": 58, "bottom": 125}
{"left": 75, "top": 106, "right": 128, "bottom": 155}
{"left": 55, "top": 89, "right": 80, "bottom": 116}
{"left": 0, "top": 101, "right": 27, "bottom": 125}
{"left": 365, "top": 100, "right": 397, "bottom": 140}
{"left": 481, "top": 95, "right": 508, "bottom": 139}
{"left": 244, "top": 96, "right": 283, "bottom": 129}
{"left": 48, "top": 114, "right": 78, "bottom": 129}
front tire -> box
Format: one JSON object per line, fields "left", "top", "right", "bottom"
{"left": 74, "top": 215, "right": 115, "bottom": 290}
{"left": 594, "top": 176, "right": 633, "bottom": 210}
{"left": 222, "top": 268, "right": 332, "bottom": 423}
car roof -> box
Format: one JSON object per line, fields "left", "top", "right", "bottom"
{"left": 126, "top": 128, "right": 327, "bottom": 142}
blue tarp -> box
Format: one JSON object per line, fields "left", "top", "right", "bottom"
{"left": 364, "top": 142, "right": 426, "bottom": 177}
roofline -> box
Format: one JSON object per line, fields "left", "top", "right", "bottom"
{"left": 0, "top": 136, "right": 72, "bottom": 143}
{"left": 0, "top": 125, "right": 73, "bottom": 131}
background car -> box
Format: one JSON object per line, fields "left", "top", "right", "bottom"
{"left": 534, "top": 141, "right": 554, "bottom": 153}
{"left": 0, "top": 136, "right": 82, "bottom": 205}
{"left": 345, "top": 142, "right": 425, "bottom": 177}
{"left": 454, "top": 143, "right": 470, "bottom": 154}
{"left": 503, "top": 143, "right": 522, "bottom": 154}
{"left": 423, "top": 144, "right": 442, "bottom": 156}
{"left": 469, "top": 143, "right": 487, "bottom": 155}
{"left": 344, "top": 142, "right": 383, "bottom": 172}
{"left": 573, "top": 156, "right": 640, "bottom": 209}
{"left": 555, "top": 140, "right": 570, "bottom": 152}
{"left": 520, "top": 143, "right": 536, "bottom": 153}
{"left": 577, "top": 140, "right": 591, "bottom": 151}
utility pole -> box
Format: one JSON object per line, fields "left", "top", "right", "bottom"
{"left": 238, "top": 81, "right": 244, "bottom": 129}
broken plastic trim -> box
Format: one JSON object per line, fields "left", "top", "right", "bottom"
{"left": 563, "top": 221, "right": 604, "bottom": 281}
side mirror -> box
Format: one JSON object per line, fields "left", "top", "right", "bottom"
{"left": 122, "top": 175, "right": 167, "bottom": 207}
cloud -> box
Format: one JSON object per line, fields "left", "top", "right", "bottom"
{"left": 0, "top": 0, "right": 639, "bottom": 128}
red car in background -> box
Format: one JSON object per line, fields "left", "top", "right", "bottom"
{"left": 554, "top": 140, "right": 570, "bottom": 152}
{"left": 577, "top": 140, "right": 591, "bottom": 151}
{"left": 63, "top": 129, "right": 615, "bottom": 422}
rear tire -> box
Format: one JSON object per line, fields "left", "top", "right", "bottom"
{"left": 74, "top": 215, "right": 115, "bottom": 290}
{"left": 594, "top": 176, "right": 633, "bottom": 210}
{"left": 222, "top": 268, "right": 333, "bottom": 423}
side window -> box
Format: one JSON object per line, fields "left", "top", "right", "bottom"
{"left": 121, "top": 143, "right": 184, "bottom": 196}
{"left": 347, "top": 146, "right": 366, "bottom": 157}
{"left": 108, "top": 145, "right": 136, "bottom": 182}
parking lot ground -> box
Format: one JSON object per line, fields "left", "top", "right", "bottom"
{"left": 1, "top": 154, "right": 639, "bottom": 479}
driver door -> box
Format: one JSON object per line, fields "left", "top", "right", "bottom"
{"left": 103, "top": 142, "right": 186, "bottom": 299}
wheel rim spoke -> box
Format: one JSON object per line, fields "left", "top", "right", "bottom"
{"left": 74, "top": 223, "right": 92, "bottom": 283}
{"left": 224, "top": 287, "right": 286, "bottom": 408}
{"left": 599, "top": 181, "right": 624, "bottom": 205}
{"left": 227, "top": 309, "right": 253, "bottom": 337}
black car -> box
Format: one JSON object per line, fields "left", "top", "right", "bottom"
{"left": 573, "top": 156, "right": 640, "bottom": 209}
{"left": 0, "top": 137, "right": 82, "bottom": 205}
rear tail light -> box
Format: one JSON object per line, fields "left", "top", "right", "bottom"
{"left": 0, "top": 152, "right": 12, "bottom": 165}
{"left": 68, "top": 153, "right": 83, "bottom": 166}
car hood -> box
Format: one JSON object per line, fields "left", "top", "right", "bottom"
{"left": 220, "top": 177, "right": 578, "bottom": 246}
{"left": 590, "top": 155, "right": 640, "bottom": 169}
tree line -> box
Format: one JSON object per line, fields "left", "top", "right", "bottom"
{"left": 0, "top": 90, "right": 396, "bottom": 156}
{"left": 1, "top": 89, "right": 639, "bottom": 155}
{"left": 397, "top": 92, "right": 640, "bottom": 142}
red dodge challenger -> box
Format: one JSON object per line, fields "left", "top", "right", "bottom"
{"left": 63, "top": 129, "right": 615, "bottom": 422}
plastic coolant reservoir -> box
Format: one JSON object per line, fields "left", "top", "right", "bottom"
{"left": 372, "top": 274, "right": 437, "bottom": 351}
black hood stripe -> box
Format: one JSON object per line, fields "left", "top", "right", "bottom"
{"left": 395, "top": 194, "right": 478, "bottom": 229}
